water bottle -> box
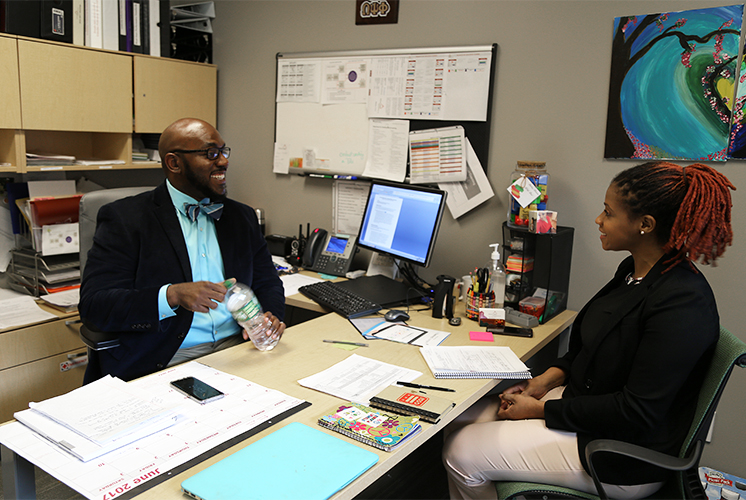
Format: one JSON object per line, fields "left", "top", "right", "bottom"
{"left": 487, "top": 243, "right": 506, "bottom": 308}
{"left": 222, "top": 280, "right": 278, "bottom": 351}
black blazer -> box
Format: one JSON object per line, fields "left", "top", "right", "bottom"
{"left": 79, "top": 182, "right": 285, "bottom": 382}
{"left": 544, "top": 255, "right": 719, "bottom": 484}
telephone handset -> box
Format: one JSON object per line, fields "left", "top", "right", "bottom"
{"left": 302, "top": 228, "right": 357, "bottom": 277}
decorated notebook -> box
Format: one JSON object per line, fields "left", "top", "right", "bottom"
{"left": 318, "top": 403, "right": 421, "bottom": 452}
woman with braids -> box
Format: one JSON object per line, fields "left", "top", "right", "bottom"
{"left": 443, "top": 162, "right": 735, "bottom": 500}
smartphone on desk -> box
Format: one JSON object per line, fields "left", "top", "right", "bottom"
{"left": 170, "top": 377, "right": 225, "bottom": 404}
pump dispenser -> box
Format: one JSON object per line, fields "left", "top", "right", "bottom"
{"left": 488, "top": 243, "right": 506, "bottom": 308}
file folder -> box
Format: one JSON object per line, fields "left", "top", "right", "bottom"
{"left": 181, "top": 422, "right": 378, "bottom": 500}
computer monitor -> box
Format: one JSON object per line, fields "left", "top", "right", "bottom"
{"left": 357, "top": 181, "right": 447, "bottom": 268}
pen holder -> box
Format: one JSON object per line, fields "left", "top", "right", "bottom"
{"left": 465, "top": 288, "right": 495, "bottom": 321}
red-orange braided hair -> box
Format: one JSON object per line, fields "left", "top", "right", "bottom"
{"left": 612, "top": 162, "right": 735, "bottom": 271}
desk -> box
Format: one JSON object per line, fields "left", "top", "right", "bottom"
{"left": 2, "top": 298, "right": 576, "bottom": 500}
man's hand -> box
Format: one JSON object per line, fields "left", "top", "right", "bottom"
{"left": 167, "top": 281, "right": 228, "bottom": 313}
{"left": 241, "top": 311, "right": 286, "bottom": 342}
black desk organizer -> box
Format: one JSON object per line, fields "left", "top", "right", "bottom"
{"left": 502, "top": 222, "right": 574, "bottom": 324}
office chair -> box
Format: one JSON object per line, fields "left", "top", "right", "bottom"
{"left": 495, "top": 326, "right": 746, "bottom": 500}
{"left": 78, "top": 187, "right": 153, "bottom": 363}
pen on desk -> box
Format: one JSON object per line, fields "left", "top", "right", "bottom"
{"left": 308, "top": 173, "right": 333, "bottom": 179}
{"left": 333, "top": 175, "right": 358, "bottom": 180}
{"left": 397, "top": 381, "right": 455, "bottom": 392}
{"left": 323, "top": 339, "right": 369, "bottom": 347}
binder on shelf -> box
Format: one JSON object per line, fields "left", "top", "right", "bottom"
{"left": 1, "top": 0, "right": 41, "bottom": 38}
{"left": 118, "top": 0, "right": 132, "bottom": 51}
{"left": 131, "top": 0, "right": 143, "bottom": 52}
{"left": 71, "top": 0, "right": 84, "bottom": 45}
{"left": 101, "top": 0, "right": 118, "bottom": 50}
{"left": 41, "top": 0, "right": 73, "bottom": 43}
{"left": 84, "top": 0, "right": 102, "bottom": 47}
{"left": 158, "top": 0, "right": 169, "bottom": 56}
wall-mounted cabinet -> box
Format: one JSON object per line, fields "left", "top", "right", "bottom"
{"left": 0, "top": 34, "right": 217, "bottom": 173}
{"left": 134, "top": 55, "right": 217, "bottom": 133}
{"left": 0, "top": 36, "right": 22, "bottom": 130}
{"left": 18, "top": 39, "right": 132, "bottom": 132}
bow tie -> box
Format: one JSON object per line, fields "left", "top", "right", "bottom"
{"left": 183, "top": 199, "right": 224, "bottom": 222}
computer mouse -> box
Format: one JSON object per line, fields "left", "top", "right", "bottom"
{"left": 384, "top": 309, "right": 410, "bottom": 322}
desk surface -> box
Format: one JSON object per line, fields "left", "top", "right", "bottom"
{"left": 132, "top": 299, "right": 576, "bottom": 500}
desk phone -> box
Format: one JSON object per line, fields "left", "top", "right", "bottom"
{"left": 303, "top": 228, "right": 357, "bottom": 277}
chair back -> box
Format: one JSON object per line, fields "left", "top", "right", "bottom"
{"left": 674, "top": 326, "right": 746, "bottom": 498}
{"left": 79, "top": 187, "right": 152, "bottom": 274}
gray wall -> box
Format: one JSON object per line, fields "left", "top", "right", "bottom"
{"left": 208, "top": 0, "right": 745, "bottom": 477}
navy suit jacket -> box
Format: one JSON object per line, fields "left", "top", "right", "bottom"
{"left": 544, "top": 255, "right": 719, "bottom": 484}
{"left": 79, "top": 182, "right": 284, "bottom": 382}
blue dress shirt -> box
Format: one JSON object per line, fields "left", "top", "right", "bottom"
{"left": 157, "top": 180, "right": 240, "bottom": 348}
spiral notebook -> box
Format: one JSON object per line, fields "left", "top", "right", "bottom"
{"left": 420, "top": 345, "right": 532, "bottom": 379}
{"left": 318, "top": 402, "right": 421, "bottom": 452}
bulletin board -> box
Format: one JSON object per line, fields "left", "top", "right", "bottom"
{"left": 273, "top": 44, "right": 498, "bottom": 178}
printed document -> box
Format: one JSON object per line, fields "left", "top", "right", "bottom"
{"left": 298, "top": 354, "right": 421, "bottom": 404}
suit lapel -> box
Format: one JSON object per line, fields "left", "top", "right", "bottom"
{"left": 153, "top": 183, "right": 192, "bottom": 280}
{"left": 582, "top": 256, "right": 669, "bottom": 358}
{"left": 215, "top": 203, "right": 236, "bottom": 279}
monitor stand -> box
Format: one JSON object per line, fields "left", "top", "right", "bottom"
{"left": 335, "top": 274, "right": 423, "bottom": 308}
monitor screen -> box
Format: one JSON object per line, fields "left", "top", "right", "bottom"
{"left": 357, "top": 181, "right": 447, "bottom": 268}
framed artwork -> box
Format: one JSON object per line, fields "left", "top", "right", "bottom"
{"left": 604, "top": 5, "right": 744, "bottom": 161}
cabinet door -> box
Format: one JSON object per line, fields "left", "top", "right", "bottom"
{"left": 134, "top": 56, "right": 217, "bottom": 133}
{"left": 0, "top": 35, "right": 22, "bottom": 129}
{"left": 18, "top": 40, "right": 132, "bottom": 132}
{"left": 0, "top": 348, "right": 87, "bottom": 422}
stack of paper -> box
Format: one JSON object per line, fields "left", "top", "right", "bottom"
{"left": 15, "top": 375, "right": 179, "bottom": 462}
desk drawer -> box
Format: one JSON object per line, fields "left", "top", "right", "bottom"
{"left": 0, "top": 347, "right": 87, "bottom": 422}
{"left": 0, "top": 316, "right": 83, "bottom": 370}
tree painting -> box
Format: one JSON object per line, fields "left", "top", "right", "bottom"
{"left": 604, "top": 5, "right": 744, "bottom": 161}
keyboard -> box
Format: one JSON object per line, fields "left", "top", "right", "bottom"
{"left": 299, "top": 281, "right": 382, "bottom": 318}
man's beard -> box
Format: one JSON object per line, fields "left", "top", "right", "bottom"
{"left": 183, "top": 162, "right": 227, "bottom": 201}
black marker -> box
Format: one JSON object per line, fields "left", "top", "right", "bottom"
{"left": 397, "top": 381, "right": 455, "bottom": 392}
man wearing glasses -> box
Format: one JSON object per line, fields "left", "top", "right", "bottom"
{"left": 79, "top": 118, "right": 285, "bottom": 383}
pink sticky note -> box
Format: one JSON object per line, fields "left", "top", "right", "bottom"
{"left": 469, "top": 331, "right": 494, "bottom": 342}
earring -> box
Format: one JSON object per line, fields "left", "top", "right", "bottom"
{"left": 640, "top": 231, "right": 645, "bottom": 235}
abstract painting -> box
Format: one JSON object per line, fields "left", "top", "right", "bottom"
{"left": 604, "top": 5, "right": 744, "bottom": 161}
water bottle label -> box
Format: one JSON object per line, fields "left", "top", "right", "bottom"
{"left": 233, "top": 296, "right": 262, "bottom": 322}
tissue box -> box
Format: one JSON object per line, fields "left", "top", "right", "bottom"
{"left": 478, "top": 308, "right": 505, "bottom": 328}
{"left": 528, "top": 210, "right": 557, "bottom": 234}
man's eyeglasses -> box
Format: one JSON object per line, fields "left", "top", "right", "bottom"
{"left": 172, "top": 146, "right": 231, "bottom": 160}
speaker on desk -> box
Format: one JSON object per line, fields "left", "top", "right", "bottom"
{"left": 432, "top": 275, "right": 455, "bottom": 319}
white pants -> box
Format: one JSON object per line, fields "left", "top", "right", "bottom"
{"left": 442, "top": 387, "right": 663, "bottom": 500}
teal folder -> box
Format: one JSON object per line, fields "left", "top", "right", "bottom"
{"left": 181, "top": 422, "right": 379, "bottom": 500}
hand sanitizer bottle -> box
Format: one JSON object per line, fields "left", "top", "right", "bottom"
{"left": 488, "top": 243, "right": 506, "bottom": 308}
